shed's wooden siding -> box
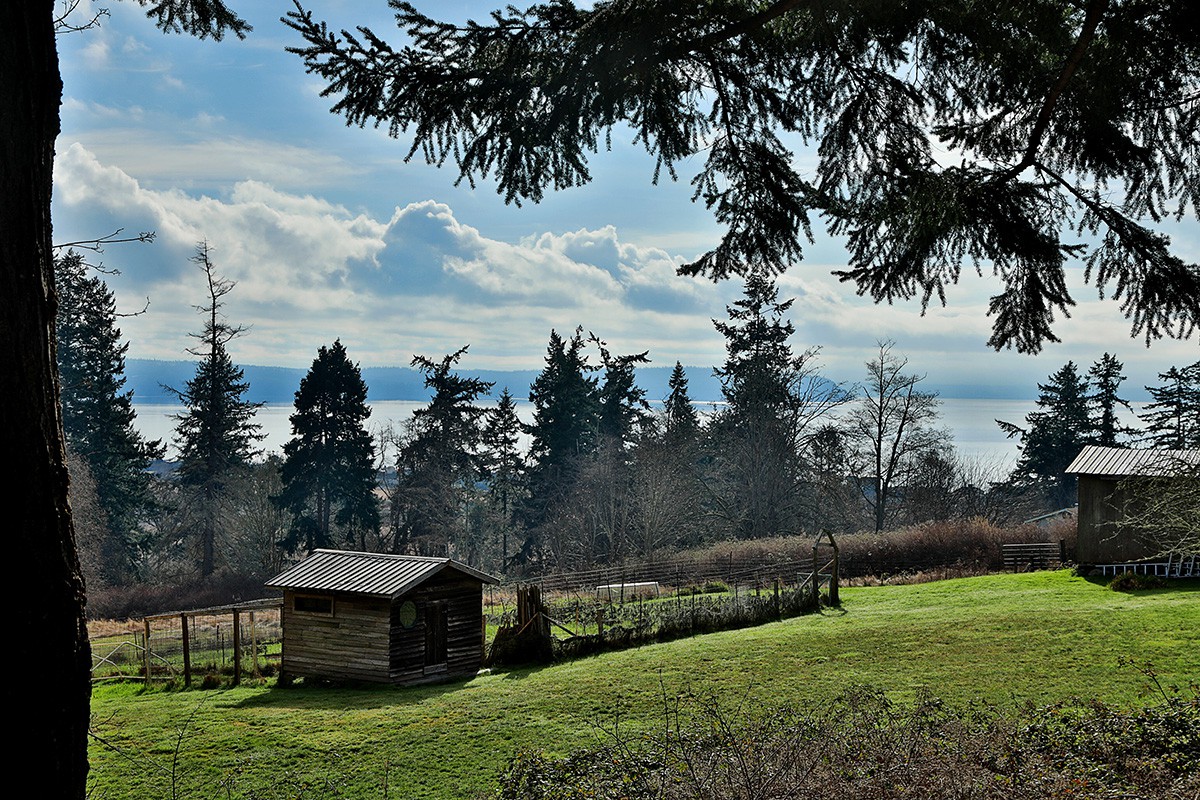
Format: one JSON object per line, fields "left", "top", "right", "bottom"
{"left": 1075, "top": 475, "right": 1153, "bottom": 563}
{"left": 281, "top": 590, "right": 392, "bottom": 683}
{"left": 389, "top": 573, "right": 484, "bottom": 684}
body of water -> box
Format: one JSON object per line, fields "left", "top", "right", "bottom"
{"left": 134, "top": 397, "right": 1059, "bottom": 469}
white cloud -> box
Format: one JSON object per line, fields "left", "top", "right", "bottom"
{"left": 81, "top": 36, "right": 110, "bottom": 69}
{"left": 62, "top": 131, "right": 367, "bottom": 190}
{"left": 52, "top": 144, "right": 1200, "bottom": 395}
{"left": 52, "top": 144, "right": 732, "bottom": 370}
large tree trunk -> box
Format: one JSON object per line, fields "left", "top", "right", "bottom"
{"left": 2, "top": 4, "right": 92, "bottom": 796}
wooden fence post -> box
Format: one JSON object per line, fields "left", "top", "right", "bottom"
{"left": 232, "top": 608, "right": 241, "bottom": 686}
{"left": 250, "top": 611, "right": 259, "bottom": 677}
{"left": 828, "top": 531, "right": 840, "bottom": 606}
{"left": 181, "top": 613, "right": 191, "bottom": 687}
{"left": 143, "top": 618, "right": 151, "bottom": 684}
{"left": 811, "top": 543, "right": 820, "bottom": 606}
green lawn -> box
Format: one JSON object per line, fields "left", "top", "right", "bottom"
{"left": 87, "top": 571, "right": 1200, "bottom": 799}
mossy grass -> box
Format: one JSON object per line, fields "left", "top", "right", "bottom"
{"left": 88, "top": 571, "right": 1200, "bottom": 799}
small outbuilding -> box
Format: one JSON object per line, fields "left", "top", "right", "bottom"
{"left": 1065, "top": 445, "right": 1200, "bottom": 564}
{"left": 266, "top": 549, "right": 498, "bottom": 685}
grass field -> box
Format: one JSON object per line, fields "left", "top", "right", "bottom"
{"left": 86, "top": 571, "right": 1200, "bottom": 799}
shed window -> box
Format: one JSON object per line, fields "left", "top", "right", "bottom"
{"left": 294, "top": 595, "right": 334, "bottom": 615}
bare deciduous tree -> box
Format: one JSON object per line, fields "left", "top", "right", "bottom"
{"left": 1116, "top": 456, "right": 1200, "bottom": 559}
{"left": 846, "top": 341, "right": 947, "bottom": 532}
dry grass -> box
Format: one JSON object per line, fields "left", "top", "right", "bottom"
{"left": 88, "top": 618, "right": 143, "bottom": 638}
{"left": 676, "top": 517, "right": 1077, "bottom": 582}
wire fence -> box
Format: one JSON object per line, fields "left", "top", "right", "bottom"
{"left": 485, "top": 542, "right": 839, "bottom": 665}
{"left": 90, "top": 599, "right": 283, "bottom": 685}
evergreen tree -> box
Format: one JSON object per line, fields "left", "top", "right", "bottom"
{"left": 288, "top": 1, "right": 1200, "bottom": 354}
{"left": 714, "top": 273, "right": 799, "bottom": 419}
{"left": 507, "top": 328, "right": 600, "bottom": 567}
{"left": 1140, "top": 363, "right": 1200, "bottom": 448}
{"left": 479, "top": 387, "right": 527, "bottom": 569}
{"left": 593, "top": 334, "right": 651, "bottom": 447}
{"left": 631, "top": 363, "right": 706, "bottom": 555}
{"left": 9, "top": 6, "right": 250, "bottom": 790}
{"left": 708, "top": 275, "right": 848, "bottom": 539}
{"left": 1087, "top": 353, "right": 1136, "bottom": 447}
{"left": 998, "top": 361, "right": 1093, "bottom": 509}
{"left": 277, "top": 340, "right": 380, "bottom": 554}
{"left": 805, "top": 423, "right": 863, "bottom": 533}
{"left": 171, "top": 243, "right": 262, "bottom": 577}
{"left": 523, "top": 329, "right": 600, "bottom": 526}
{"left": 663, "top": 361, "right": 700, "bottom": 443}
{"left": 392, "top": 347, "right": 492, "bottom": 559}
{"left": 55, "top": 250, "right": 164, "bottom": 584}
{"left": 573, "top": 336, "right": 651, "bottom": 565}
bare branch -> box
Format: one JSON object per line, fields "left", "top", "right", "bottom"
{"left": 53, "top": 229, "right": 157, "bottom": 252}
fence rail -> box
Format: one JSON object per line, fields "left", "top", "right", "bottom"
{"left": 1001, "top": 542, "right": 1066, "bottom": 572}
{"left": 90, "top": 598, "right": 283, "bottom": 685}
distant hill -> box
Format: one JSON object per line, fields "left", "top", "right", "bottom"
{"left": 125, "top": 359, "right": 728, "bottom": 405}
{"left": 126, "top": 359, "right": 1055, "bottom": 405}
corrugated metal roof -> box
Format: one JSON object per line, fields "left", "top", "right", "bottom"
{"left": 266, "top": 550, "right": 498, "bottom": 599}
{"left": 1065, "top": 445, "right": 1200, "bottom": 477}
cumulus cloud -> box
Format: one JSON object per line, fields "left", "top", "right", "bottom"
{"left": 52, "top": 144, "right": 730, "bottom": 369}
{"left": 53, "top": 143, "right": 1200, "bottom": 394}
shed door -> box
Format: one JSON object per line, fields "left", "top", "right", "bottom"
{"left": 424, "top": 601, "right": 448, "bottom": 667}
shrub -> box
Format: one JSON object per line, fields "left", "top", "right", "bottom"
{"left": 1108, "top": 572, "right": 1169, "bottom": 592}
{"left": 496, "top": 683, "right": 1200, "bottom": 799}
{"left": 670, "top": 518, "right": 1074, "bottom": 586}
{"left": 88, "top": 571, "right": 274, "bottom": 620}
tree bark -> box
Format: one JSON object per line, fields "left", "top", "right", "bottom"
{"left": 2, "top": 3, "right": 92, "bottom": 796}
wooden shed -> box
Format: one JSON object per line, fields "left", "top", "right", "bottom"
{"left": 1065, "top": 445, "right": 1200, "bottom": 564}
{"left": 266, "top": 550, "right": 498, "bottom": 685}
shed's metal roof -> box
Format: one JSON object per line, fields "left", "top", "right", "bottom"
{"left": 265, "top": 550, "right": 498, "bottom": 599}
{"left": 1065, "top": 445, "right": 1200, "bottom": 477}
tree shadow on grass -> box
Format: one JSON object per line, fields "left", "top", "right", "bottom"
{"left": 1080, "top": 573, "right": 1200, "bottom": 595}
{"left": 229, "top": 663, "right": 545, "bottom": 711}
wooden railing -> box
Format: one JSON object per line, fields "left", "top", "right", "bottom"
{"left": 1001, "top": 541, "right": 1065, "bottom": 572}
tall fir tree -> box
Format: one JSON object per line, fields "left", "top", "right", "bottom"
{"left": 523, "top": 328, "right": 600, "bottom": 525}
{"left": 7, "top": 7, "right": 250, "bottom": 792}
{"left": 593, "top": 334, "right": 651, "bottom": 447}
{"left": 479, "top": 387, "right": 527, "bottom": 569}
{"left": 998, "top": 361, "right": 1093, "bottom": 509}
{"left": 663, "top": 361, "right": 700, "bottom": 443}
{"left": 392, "top": 347, "right": 492, "bottom": 560}
{"left": 708, "top": 275, "right": 848, "bottom": 539}
{"left": 277, "top": 340, "right": 380, "bottom": 554}
{"left": 1140, "top": 363, "right": 1200, "bottom": 449}
{"left": 171, "top": 243, "right": 262, "bottom": 577}
{"left": 713, "top": 273, "right": 799, "bottom": 419}
{"left": 55, "top": 250, "right": 164, "bottom": 585}
{"left": 1087, "top": 353, "right": 1136, "bottom": 447}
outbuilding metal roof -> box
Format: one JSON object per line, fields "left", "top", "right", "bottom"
{"left": 1065, "top": 445, "right": 1200, "bottom": 478}
{"left": 266, "top": 550, "right": 498, "bottom": 599}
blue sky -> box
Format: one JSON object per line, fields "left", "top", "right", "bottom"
{"left": 52, "top": 1, "right": 1200, "bottom": 397}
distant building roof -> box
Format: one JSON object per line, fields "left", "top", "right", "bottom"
{"left": 266, "top": 550, "right": 498, "bottom": 599}
{"left": 1023, "top": 506, "right": 1076, "bottom": 525}
{"left": 1065, "top": 445, "right": 1200, "bottom": 478}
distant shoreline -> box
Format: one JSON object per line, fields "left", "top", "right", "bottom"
{"left": 125, "top": 358, "right": 1048, "bottom": 406}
